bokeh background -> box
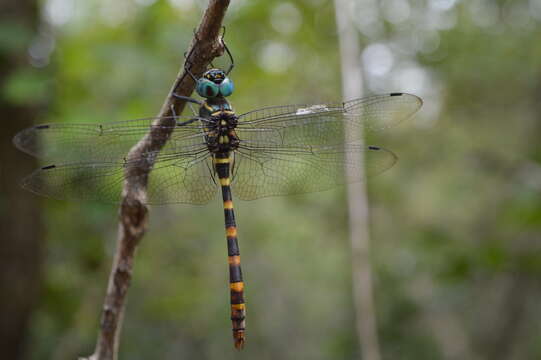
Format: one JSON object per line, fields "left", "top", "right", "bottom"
{"left": 1, "top": 0, "right": 541, "bottom": 359}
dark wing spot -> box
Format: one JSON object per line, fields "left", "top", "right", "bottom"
{"left": 390, "top": 92, "right": 403, "bottom": 97}
{"left": 35, "top": 125, "right": 49, "bottom": 129}
{"left": 368, "top": 146, "right": 380, "bottom": 150}
{"left": 41, "top": 165, "right": 56, "bottom": 170}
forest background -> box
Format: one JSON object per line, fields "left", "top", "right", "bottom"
{"left": 1, "top": 0, "right": 541, "bottom": 359}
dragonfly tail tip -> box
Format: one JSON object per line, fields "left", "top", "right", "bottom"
{"left": 233, "top": 333, "right": 245, "bottom": 350}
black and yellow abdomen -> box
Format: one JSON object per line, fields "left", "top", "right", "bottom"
{"left": 214, "top": 152, "right": 246, "bottom": 349}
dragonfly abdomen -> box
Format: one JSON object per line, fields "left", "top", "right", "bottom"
{"left": 214, "top": 152, "right": 246, "bottom": 349}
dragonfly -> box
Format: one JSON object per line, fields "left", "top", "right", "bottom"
{"left": 13, "top": 43, "right": 422, "bottom": 349}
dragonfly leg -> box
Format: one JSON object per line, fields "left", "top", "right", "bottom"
{"left": 183, "top": 37, "right": 200, "bottom": 83}
{"left": 183, "top": 60, "right": 199, "bottom": 82}
{"left": 170, "top": 104, "right": 178, "bottom": 119}
{"left": 222, "top": 37, "right": 235, "bottom": 75}
{"left": 187, "top": 102, "right": 197, "bottom": 116}
{"left": 176, "top": 117, "right": 200, "bottom": 127}
{"left": 214, "top": 153, "right": 246, "bottom": 350}
{"left": 172, "top": 94, "right": 202, "bottom": 117}
{"left": 172, "top": 94, "right": 202, "bottom": 105}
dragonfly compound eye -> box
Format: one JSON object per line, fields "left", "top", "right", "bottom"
{"left": 196, "top": 78, "right": 220, "bottom": 98}
{"left": 219, "top": 78, "right": 234, "bottom": 97}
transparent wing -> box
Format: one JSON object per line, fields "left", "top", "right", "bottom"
{"left": 13, "top": 115, "right": 210, "bottom": 163}
{"left": 229, "top": 93, "right": 419, "bottom": 200}
{"left": 230, "top": 143, "right": 397, "bottom": 200}
{"left": 21, "top": 150, "right": 218, "bottom": 205}
{"left": 342, "top": 92, "right": 422, "bottom": 131}
{"left": 235, "top": 93, "right": 422, "bottom": 147}
{"left": 14, "top": 93, "right": 420, "bottom": 204}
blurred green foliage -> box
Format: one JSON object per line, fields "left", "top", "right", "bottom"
{"left": 9, "top": 0, "right": 541, "bottom": 359}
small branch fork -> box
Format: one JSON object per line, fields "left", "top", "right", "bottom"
{"left": 80, "top": 1, "right": 231, "bottom": 359}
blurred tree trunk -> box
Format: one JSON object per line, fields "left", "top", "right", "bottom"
{"left": 333, "top": 1, "right": 381, "bottom": 360}
{"left": 0, "top": 1, "right": 43, "bottom": 359}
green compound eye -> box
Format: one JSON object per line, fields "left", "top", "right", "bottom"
{"left": 219, "top": 78, "right": 234, "bottom": 97}
{"left": 196, "top": 79, "right": 219, "bottom": 98}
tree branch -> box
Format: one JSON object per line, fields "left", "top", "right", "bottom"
{"left": 80, "top": 1, "right": 231, "bottom": 359}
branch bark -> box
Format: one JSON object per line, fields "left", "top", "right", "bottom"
{"left": 334, "top": 1, "right": 382, "bottom": 360}
{"left": 81, "top": 1, "right": 231, "bottom": 359}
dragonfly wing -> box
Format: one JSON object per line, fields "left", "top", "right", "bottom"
{"left": 343, "top": 93, "right": 422, "bottom": 131}
{"left": 146, "top": 153, "right": 218, "bottom": 205}
{"left": 13, "top": 116, "right": 209, "bottom": 163}
{"left": 21, "top": 150, "right": 218, "bottom": 205}
{"left": 235, "top": 93, "right": 422, "bottom": 147}
{"left": 230, "top": 143, "right": 396, "bottom": 201}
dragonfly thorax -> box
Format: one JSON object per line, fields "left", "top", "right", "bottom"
{"left": 200, "top": 99, "right": 239, "bottom": 154}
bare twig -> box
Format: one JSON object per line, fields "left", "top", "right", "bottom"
{"left": 81, "top": 1, "right": 231, "bottom": 359}
{"left": 334, "top": 1, "right": 382, "bottom": 360}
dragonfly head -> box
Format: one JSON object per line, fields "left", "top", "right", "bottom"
{"left": 196, "top": 69, "right": 234, "bottom": 99}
